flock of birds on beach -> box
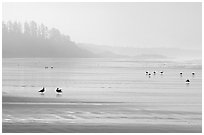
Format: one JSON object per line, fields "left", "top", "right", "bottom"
{"left": 38, "top": 66, "right": 196, "bottom": 95}
{"left": 145, "top": 71, "right": 195, "bottom": 84}
{"left": 38, "top": 87, "right": 62, "bottom": 94}
{"left": 38, "top": 66, "right": 62, "bottom": 95}
{"left": 45, "top": 66, "right": 54, "bottom": 69}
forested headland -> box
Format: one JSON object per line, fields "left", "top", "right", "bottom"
{"left": 2, "top": 21, "right": 95, "bottom": 58}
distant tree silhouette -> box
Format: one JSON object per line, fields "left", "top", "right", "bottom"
{"left": 2, "top": 20, "right": 95, "bottom": 58}
{"left": 30, "top": 21, "right": 38, "bottom": 37}
{"left": 3, "top": 20, "right": 72, "bottom": 41}
{"left": 49, "top": 28, "right": 61, "bottom": 41}
{"left": 2, "top": 21, "right": 8, "bottom": 34}
{"left": 39, "top": 24, "right": 48, "bottom": 39}
{"left": 24, "top": 22, "right": 31, "bottom": 36}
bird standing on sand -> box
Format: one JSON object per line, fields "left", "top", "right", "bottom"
{"left": 160, "top": 71, "right": 164, "bottom": 74}
{"left": 186, "top": 79, "right": 190, "bottom": 84}
{"left": 39, "top": 87, "right": 45, "bottom": 93}
{"left": 180, "top": 72, "right": 183, "bottom": 75}
{"left": 148, "top": 73, "right": 151, "bottom": 78}
{"left": 56, "top": 88, "right": 62, "bottom": 94}
{"left": 192, "top": 72, "right": 195, "bottom": 75}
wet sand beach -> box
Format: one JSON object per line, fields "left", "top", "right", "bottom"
{"left": 3, "top": 123, "right": 201, "bottom": 133}
{"left": 2, "top": 58, "right": 202, "bottom": 133}
{"left": 3, "top": 95, "right": 202, "bottom": 133}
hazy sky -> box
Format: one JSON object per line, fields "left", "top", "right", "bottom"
{"left": 3, "top": 2, "right": 202, "bottom": 49}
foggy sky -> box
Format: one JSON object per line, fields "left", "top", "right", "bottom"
{"left": 3, "top": 2, "right": 202, "bottom": 49}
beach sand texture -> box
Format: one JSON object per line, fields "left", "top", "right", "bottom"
{"left": 2, "top": 58, "right": 202, "bottom": 133}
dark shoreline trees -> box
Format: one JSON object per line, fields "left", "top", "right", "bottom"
{"left": 2, "top": 21, "right": 70, "bottom": 41}
{"left": 2, "top": 21, "right": 94, "bottom": 58}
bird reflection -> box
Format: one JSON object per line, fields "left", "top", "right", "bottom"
{"left": 185, "top": 83, "right": 190, "bottom": 87}
{"left": 56, "top": 93, "right": 62, "bottom": 98}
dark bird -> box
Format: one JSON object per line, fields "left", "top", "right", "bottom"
{"left": 39, "top": 87, "right": 45, "bottom": 93}
{"left": 160, "top": 71, "right": 164, "bottom": 74}
{"left": 145, "top": 71, "right": 149, "bottom": 75}
{"left": 51, "top": 66, "right": 54, "bottom": 69}
{"left": 153, "top": 71, "right": 156, "bottom": 74}
{"left": 56, "top": 88, "right": 62, "bottom": 94}
{"left": 186, "top": 79, "right": 190, "bottom": 84}
{"left": 180, "top": 72, "right": 183, "bottom": 75}
{"left": 192, "top": 72, "right": 195, "bottom": 75}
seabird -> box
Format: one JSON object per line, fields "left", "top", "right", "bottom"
{"left": 56, "top": 88, "right": 62, "bottom": 94}
{"left": 160, "top": 71, "right": 163, "bottom": 74}
{"left": 145, "top": 71, "right": 149, "bottom": 75}
{"left": 192, "top": 72, "right": 195, "bottom": 75}
{"left": 39, "top": 87, "right": 45, "bottom": 93}
{"left": 180, "top": 72, "right": 183, "bottom": 75}
{"left": 186, "top": 79, "right": 190, "bottom": 84}
{"left": 153, "top": 71, "right": 156, "bottom": 74}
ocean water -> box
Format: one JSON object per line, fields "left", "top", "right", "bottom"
{"left": 2, "top": 58, "right": 202, "bottom": 128}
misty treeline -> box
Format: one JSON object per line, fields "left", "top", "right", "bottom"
{"left": 3, "top": 21, "right": 70, "bottom": 41}
{"left": 2, "top": 21, "right": 94, "bottom": 58}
